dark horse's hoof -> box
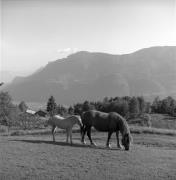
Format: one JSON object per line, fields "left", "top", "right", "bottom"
{"left": 106, "top": 144, "right": 112, "bottom": 149}
{"left": 91, "top": 142, "right": 97, "bottom": 147}
{"left": 117, "top": 145, "right": 123, "bottom": 150}
{"left": 82, "top": 141, "right": 87, "bottom": 145}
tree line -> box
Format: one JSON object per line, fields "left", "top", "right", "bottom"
{"left": 151, "top": 96, "right": 176, "bottom": 116}
{"left": 0, "top": 91, "right": 176, "bottom": 130}
{"left": 47, "top": 95, "right": 176, "bottom": 118}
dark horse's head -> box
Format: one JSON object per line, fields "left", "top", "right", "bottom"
{"left": 121, "top": 133, "right": 133, "bottom": 151}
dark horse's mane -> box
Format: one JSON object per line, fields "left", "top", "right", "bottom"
{"left": 108, "top": 112, "right": 130, "bottom": 135}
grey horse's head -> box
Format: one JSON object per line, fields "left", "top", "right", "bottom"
{"left": 121, "top": 133, "right": 133, "bottom": 151}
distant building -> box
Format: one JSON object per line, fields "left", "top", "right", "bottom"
{"left": 26, "top": 109, "right": 36, "bottom": 116}
{"left": 35, "top": 110, "right": 48, "bottom": 117}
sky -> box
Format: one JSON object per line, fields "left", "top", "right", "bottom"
{"left": 1, "top": 0, "right": 176, "bottom": 74}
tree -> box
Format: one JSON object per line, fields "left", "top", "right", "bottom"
{"left": 94, "top": 101, "right": 103, "bottom": 111}
{"left": 137, "top": 96, "right": 146, "bottom": 114}
{"left": 56, "top": 104, "right": 68, "bottom": 116}
{"left": 18, "top": 101, "right": 28, "bottom": 112}
{"left": 129, "top": 97, "right": 139, "bottom": 117}
{"left": 82, "top": 101, "right": 95, "bottom": 112}
{"left": 0, "top": 91, "right": 13, "bottom": 122}
{"left": 145, "top": 102, "right": 151, "bottom": 113}
{"left": 103, "top": 97, "right": 109, "bottom": 103}
{"left": 119, "top": 100, "right": 129, "bottom": 117}
{"left": 169, "top": 99, "right": 176, "bottom": 116}
{"left": 161, "top": 96, "right": 176, "bottom": 115}
{"left": 46, "top": 96, "right": 57, "bottom": 116}
{"left": 74, "top": 103, "right": 83, "bottom": 115}
{"left": 106, "top": 99, "right": 129, "bottom": 117}
{"left": 68, "top": 106, "right": 74, "bottom": 115}
{"left": 0, "top": 91, "right": 18, "bottom": 130}
{"left": 151, "top": 96, "right": 161, "bottom": 113}
{"left": 60, "top": 105, "right": 68, "bottom": 116}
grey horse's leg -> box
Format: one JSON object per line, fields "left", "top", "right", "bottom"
{"left": 116, "top": 131, "right": 123, "bottom": 149}
{"left": 69, "top": 129, "right": 73, "bottom": 145}
{"left": 52, "top": 125, "right": 56, "bottom": 142}
{"left": 66, "top": 129, "right": 69, "bottom": 143}
{"left": 87, "top": 127, "right": 96, "bottom": 146}
{"left": 106, "top": 131, "right": 113, "bottom": 148}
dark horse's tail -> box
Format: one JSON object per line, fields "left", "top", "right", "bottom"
{"left": 80, "top": 112, "right": 86, "bottom": 136}
{"left": 80, "top": 125, "right": 85, "bottom": 136}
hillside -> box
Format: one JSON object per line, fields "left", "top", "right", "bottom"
{"left": 2, "top": 46, "right": 176, "bottom": 105}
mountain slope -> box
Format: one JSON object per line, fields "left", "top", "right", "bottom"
{"left": 3, "top": 46, "right": 176, "bottom": 105}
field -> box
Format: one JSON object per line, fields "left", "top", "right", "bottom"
{"left": 0, "top": 131, "right": 176, "bottom": 180}
{"left": 128, "top": 114, "right": 176, "bottom": 130}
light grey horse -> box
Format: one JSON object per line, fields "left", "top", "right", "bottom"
{"left": 46, "top": 115, "right": 83, "bottom": 144}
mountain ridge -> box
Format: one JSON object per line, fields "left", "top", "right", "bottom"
{"left": 2, "top": 46, "right": 176, "bottom": 105}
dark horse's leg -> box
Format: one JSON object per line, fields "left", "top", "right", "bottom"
{"left": 106, "top": 131, "right": 113, "bottom": 148}
{"left": 81, "top": 125, "right": 87, "bottom": 144}
{"left": 116, "top": 131, "right": 123, "bottom": 149}
{"left": 87, "top": 126, "right": 96, "bottom": 146}
{"left": 52, "top": 125, "right": 57, "bottom": 142}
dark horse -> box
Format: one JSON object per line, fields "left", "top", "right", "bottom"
{"left": 81, "top": 110, "right": 132, "bottom": 150}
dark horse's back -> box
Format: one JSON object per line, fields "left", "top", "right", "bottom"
{"left": 82, "top": 110, "right": 128, "bottom": 132}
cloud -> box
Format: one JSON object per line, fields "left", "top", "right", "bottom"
{"left": 57, "top": 48, "right": 78, "bottom": 54}
{"left": 57, "top": 48, "right": 71, "bottom": 53}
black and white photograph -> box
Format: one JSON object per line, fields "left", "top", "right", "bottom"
{"left": 0, "top": 0, "right": 176, "bottom": 179}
